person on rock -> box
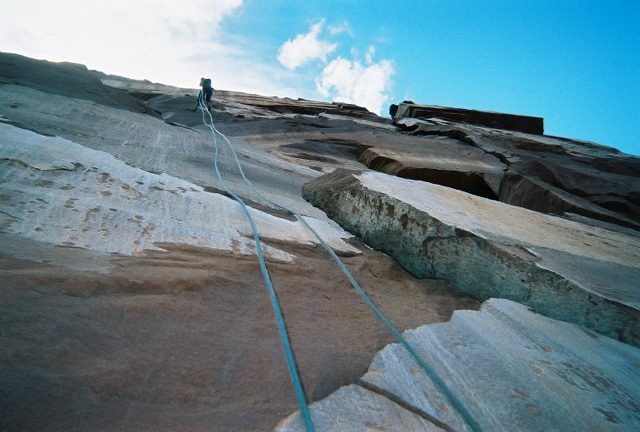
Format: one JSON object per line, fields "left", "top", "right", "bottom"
{"left": 195, "top": 77, "right": 213, "bottom": 111}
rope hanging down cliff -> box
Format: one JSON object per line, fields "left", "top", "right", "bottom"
{"left": 197, "top": 95, "right": 483, "bottom": 432}
{"left": 197, "top": 94, "right": 316, "bottom": 432}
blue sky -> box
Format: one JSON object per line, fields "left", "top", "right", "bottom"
{"left": 1, "top": 1, "right": 639, "bottom": 155}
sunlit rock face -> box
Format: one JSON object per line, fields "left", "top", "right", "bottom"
{"left": 0, "top": 52, "right": 478, "bottom": 431}
{"left": 303, "top": 169, "right": 640, "bottom": 346}
{"left": 277, "top": 299, "right": 640, "bottom": 432}
{"left": 1, "top": 52, "right": 639, "bottom": 432}
{"left": 0, "top": 123, "right": 360, "bottom": 260}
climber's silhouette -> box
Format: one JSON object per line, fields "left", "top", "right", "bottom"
{"left": 195, "top": 77, "right": 213, "bottom": 111}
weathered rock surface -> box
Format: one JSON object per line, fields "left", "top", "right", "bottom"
{"left": 390, "top": 109, "right": 640, "bottom": 229}
{"left": 303, "top": 169, "right": 640, "bottom": 346}
{"left": 3, "top": 52, "right": 640, "bottom": 431}
{"left": 0, "top": 52, "right": 480, "bottom": 431}
{"left": 277, "top": 298, "right": 640, "bottom": 431}
{"left": 0, "top": 122, "right": 358, "bottom": 260}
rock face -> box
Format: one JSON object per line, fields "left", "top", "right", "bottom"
{"left": 276, "top": 298, "right": 640, "bottom": 431}
{"left": 377, "top": 102, "right": 640, "bottom": 231}
{"left": 0, "top": 123, "right": 358, "bottom": 260}
{"left": 0, "top": 52, "right": 479, "bottom": 431}
{"left": 2, "top": 52, "right": 640, "bottom": 431}
{"left": 0, "top": 53, "right": 156, "bottom": 116}
{"left": 303, "top": 169, "right": 640, "bottom": 346}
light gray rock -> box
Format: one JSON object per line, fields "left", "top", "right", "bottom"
{"left": 0, "top": 122, "right": 359, "bottom": 261}
{"left": 0, "top": 82, "right": 331, "bottom": 222}
{"left": 274, "top": 384, "right": 447, "bottom": 432}
{"left": 278, "top": 299, "right": 640, "bottom": 431}
{"left": 303, "top": 169, "right": 640, "bottom": 346}
{"left": 362, "top": 298, "right": 640, "bottom": 431}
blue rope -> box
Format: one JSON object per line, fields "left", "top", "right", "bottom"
{"left": 207, "top": 113, "right": 484, "bottom": 432}
{"left": 197, "top": 97, "right": 316, "bottom": 432}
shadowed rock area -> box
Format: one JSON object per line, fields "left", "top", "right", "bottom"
{"left": 388, "top": 104, "right": 640, "bottom": 230}
{"left": 2, "top": 52, "right": 640, "bottom": 431}
{"left": 390, "top": 101, "right": 544, "bottom": 134}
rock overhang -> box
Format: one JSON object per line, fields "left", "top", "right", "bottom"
{"left": 385, "top": 113, "right": 640, "bottom": 230}
{"left": 390, "top": 101, "right": 544, "bottom": 135}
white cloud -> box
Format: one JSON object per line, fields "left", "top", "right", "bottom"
{"left": 365, "top": 46, "right": 376, "bottom": 65}
{"left": 0, "top": 4, "right": 393, "bottom": 109}
{"left": 0, "top": 0, "right": 304, "bottom": 96}
{"left": 316, "top": 53, "right": 395, "bottom": 115}
{"left": 328, "top": 21, "right": 354, "bottom": 37}
{"left": 277, "top": 20, "right": 337, "bottom": 70}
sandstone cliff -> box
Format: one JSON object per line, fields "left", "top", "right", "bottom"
{"left": 1, "top": 52, "right": 639, "bottom": 431}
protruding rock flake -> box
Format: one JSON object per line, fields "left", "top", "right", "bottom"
{"left": 303, "top": 169, "right": 640, "bottom": 346}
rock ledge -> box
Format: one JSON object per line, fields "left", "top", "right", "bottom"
{"left": 303, "top": 169, "right": 640, "bottom": 346}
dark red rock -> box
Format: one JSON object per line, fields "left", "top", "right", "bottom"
{"left": 391, "top": 102, "right": 544, "bottom": 134}
{"left": 389, "top": 117, "right": 640, "bottom": 230}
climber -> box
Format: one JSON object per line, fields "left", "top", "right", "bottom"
{"left": 194, "top": 77, "right": 213, "bottom": 111}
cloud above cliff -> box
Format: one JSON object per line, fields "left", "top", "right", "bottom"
{"left": 277, "top": 20, "right": 338, "bottom": 70}
{"left": 0, "top": 1, "right": 242, "bottom": 57}
{"left": 1, "top": 2, "right": 394, "bottom": 115}
{"left": 0, "top": 0, "right": 300, "bottom": 95}
{"left": 316, "top": 52, "right": 395, "bottom": 115}
{"left": 277, "top": 21, "right": 395, "bottom": 114}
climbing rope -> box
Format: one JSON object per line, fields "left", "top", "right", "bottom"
{"left": 198, "top": 95, "right": 483, "bottom": 432}
{"left": 197, "top": 96, "right": 316, "bottom": 432}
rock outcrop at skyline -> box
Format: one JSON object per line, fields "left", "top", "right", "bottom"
{"left": 1, "top": 52, "right": 639, "bottom": 431}
{"left": 382, "top": 102, "right": 640, "bottom": 230}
